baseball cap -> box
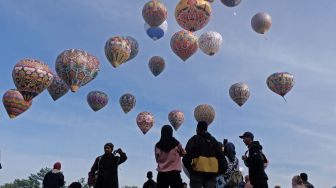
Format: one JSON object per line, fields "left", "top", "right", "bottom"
{"left": 239, "top": 132, "right": 254, "bottom": 140}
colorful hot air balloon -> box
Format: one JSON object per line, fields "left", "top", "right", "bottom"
{"left": 2, "top": 89, "right": 32, "bottom": 119}
{"left": 251, "top": 12, "right": 272, "bottom": 34}
{"left": 144, "top": 20, "right": 168, "bottom": 41}
{"left": 194, "top": 104, "right": 215, "bottom": 125}
{"left": 267, "top": 72, "right": 294, "bottom": 100}
{"left": 229, "top": 83, "right": 250, "bottom": 106}
{"left": 122, "top": 36, "right": 139, "bottom": 62}
{"left": 119, "top": 93, "right": 136, "bottom": 114}
{"left": 47, "top": 74, "right": 69, "bottom": 101}
{"left": 175, "top": 0, "right": 212, "bottom": 32}
{"left": 104, "top": 36, "right": 131, "bottom": 68}
{"left": 12, "top": 59, "right": 54, "bottom": 101}
{"left": 87, "top": 91, "right": 109, "bottom": 112}
{"left": 142, "top": 0, "right": 167, "bottom": 27}
{"left": 149, "top": 56, "right": 165, "bottom": 77}
{"left": 56, "top": 49, "right": 100, "bottom": 92}
{"left": 199, "top": 31, "right": 223, "bottom": 56}
{"left": 171, "top": 30, "right": 198, "bottom": 61}
{"left": 168, "top": 110, "right": 185, "bottom": 131}
{"left": 220, "top": 0, "right": 241, "bottom": 7}
{"left": 136, "top": 111, "right": 154, "bottom": 134}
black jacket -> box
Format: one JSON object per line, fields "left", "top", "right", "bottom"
{"left": 182, "top": 132, "right": 227, "bottom": 176}
{"left": 244, "top": 141, "right": 268, "bottom": 185}
{"left": 143, "top": 179, "right": 157, "bottom": 188}
{"left": 43, "top": 170, "right": 65, "bottom": 188}
{"left": 89, "top": 152, "right": 127, "bottom": 188}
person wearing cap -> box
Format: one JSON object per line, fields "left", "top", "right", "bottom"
{"left": 88, "top": 142, "right": 127, "bottom": 188}
{"left": 239, "top": 132, "right": 268, "bottom": 188}
{"left": 43, "top": 162, "right": 65, "bottom": 188}
{"left": 143, "top": 171, "right": 157, "bottom": 188}
{"left": 183, "top": 121, "right": 228, "bottom": 188}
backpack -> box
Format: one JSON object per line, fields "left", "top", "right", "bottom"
{"left": 225, "top": 156, "right": 243, "bottom": 187}
{"left": 226, "top": 169, "right": 243, "bottom": 187}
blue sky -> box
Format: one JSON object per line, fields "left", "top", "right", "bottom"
{"left": 0, "top": 0, "right": 336, "bottom": 187}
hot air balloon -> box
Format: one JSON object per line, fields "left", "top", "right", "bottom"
{"left": 149, "top": 56, "right": 165, "bottom": 76}
{"left": 122, "top": 36, "right": 139, "bottom": 62}
{"left": 229, "top": 83, "right": 250, "bottom": 106}
{"left": 199, "top": 31, "right": 223, "bottom": 56}
{"left": 142, "top": 0, "right": 167, "bottom": 27}
{"left": 171, "top": 30, "right": 198, "bottom": 61}
{"left": 251, "top": 12, "right": 272, "bottom": 34}
{"left": 220, "top": 0, "right": 241, "bottom": 7}
{"left": 194, "top": 104, "right": 215, "bottom": 125}
{"left": 2, "top": 89, "right": 32, "bottom": 119}
{"left": 144, "top": 20, "right": 168, "bottom": 41}
{"left": 12, "top": 59, "right": 54, "bottom": 101}
{"left": 136, "top": 111, "right": 154, "bottom": 134}
{"left": 175, "top": 0, "right": 212, "bottom": 32}
{"left": 104, "top": 37, "right": 131, "bottom": 68}
{"left": 87, "top": 91, "right": 109, "bottom": 112}
{"left": 168, "top": 110, "right": 185, "bottom": 131}
{"left": 56, "top": 49, "right": 100, "bottom": 92}
{"left": 47, "top": 74, "right": 69, "bottom": 101}
{"left": 267, "top": 72, "right": 294, "bottom": 100}
{"left": 119, "top": 93, "right": 136, "bottom": 114}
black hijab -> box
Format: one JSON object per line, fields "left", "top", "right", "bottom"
{"left": 224, "top": 142, "right": 236, "bottom": 162}
{"left": 155, "top": 125, "right": 179, "bottom": 152}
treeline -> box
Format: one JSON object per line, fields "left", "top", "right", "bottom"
{"left": 0, "top": 167, "right": 88, "bottom": 188}
{"left": 0, "top": 167, "right": 138, "bottom": 188}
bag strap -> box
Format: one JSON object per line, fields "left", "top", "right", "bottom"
{"left": 97, "top": 156, "right": 102, "bottom": 172}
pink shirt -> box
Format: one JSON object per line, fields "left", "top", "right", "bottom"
{"left": 155, "top": 143, "right": 185, "bottom": 172}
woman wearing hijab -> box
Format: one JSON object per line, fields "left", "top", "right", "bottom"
{"left": 155, "top": 125, "right": 186, "bottom": 188}
{"left": 224, "top": 141, "right": 241, "bottom": 188}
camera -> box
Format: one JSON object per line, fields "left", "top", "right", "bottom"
{"left": 113, "top": 148, "right": 122, "bottom": 155}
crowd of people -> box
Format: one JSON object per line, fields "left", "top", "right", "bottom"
{"left": 41, "top": 121, "right": 315, "bottom": 188}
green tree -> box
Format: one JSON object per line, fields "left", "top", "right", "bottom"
{"left": 0, "top": 167, "right": 66, "bottom": 188}
{"left": 1, "top": 179, "right": 31, "bottom": 188}
{"left": 78, "top": 177, "right": 89, "bottom": 188}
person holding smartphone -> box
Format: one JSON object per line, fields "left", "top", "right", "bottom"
{"left": 88, "top": 143, "right": 127, "bottom": 188}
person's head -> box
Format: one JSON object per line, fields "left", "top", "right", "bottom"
{"left": 104, "top": 143, "right": 114, "bottom": 154}
{"left": 68, "top": 182, "right": 82, "bottom": 188}
{"left": 182, "top": 182, "right": 188, "bottom": 188}
{"left": 299, "top": 172, "right": 308, "bottom": 181}
{"left": 274, "top": 186, "right": 281, "bottom": 188}
{"left": 53, "top": 162, "right": 61, "bottom": 170}
{"left": 146, "top": 171, "right": 153, "bottom": 179}
{"left": 244, "top": 175, "right": 250, "bottom": 182}
{"left": 292, "top": 175, "right": 303, "bottom": 186}
{"left": 161, "top": 125, "right": 173, "bottom": 139}
{"left": 224, "top": 142, "right": 236, "bottom": 161}
{"left": 239, "top": 131, "right": 254, "bottom": 146}
{"left": 196, "top": 121, "right": 208, "bottom": 134}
